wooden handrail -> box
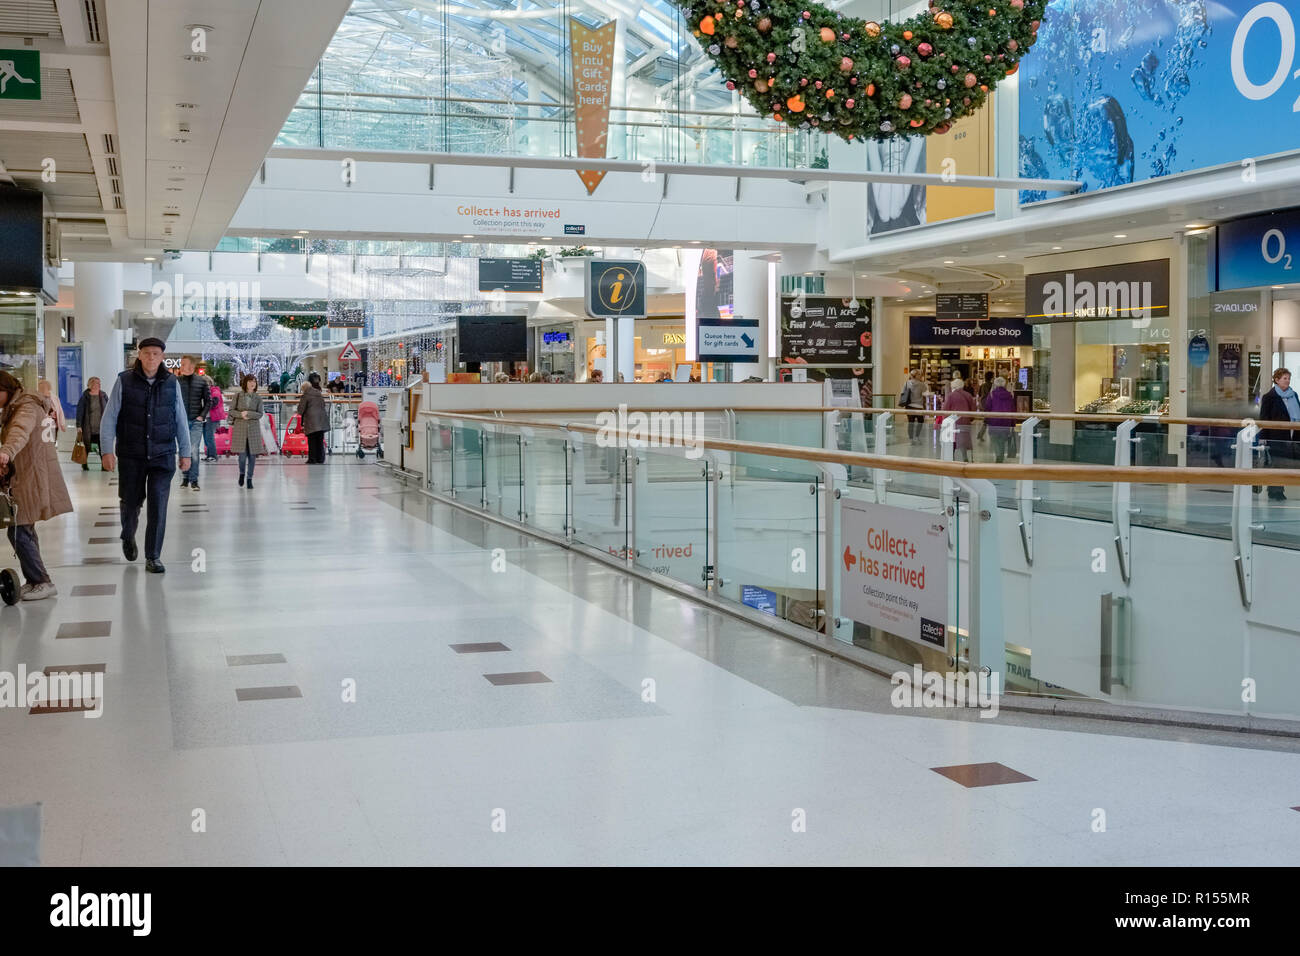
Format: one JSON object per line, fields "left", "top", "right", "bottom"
{"left": 424, "top": 412, "right": 1300, "bottom": 486}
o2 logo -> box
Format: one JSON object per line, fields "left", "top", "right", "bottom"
{"left": 1231, "top": 2, "right": 1299, "bottom": 107}
{"left": 1261, "top": 227, "right": 1293, "bottom": 271}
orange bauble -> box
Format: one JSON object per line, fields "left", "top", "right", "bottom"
{"left": 786, "top": 95, "right": 806, "bottom": 113}
{"left": 934, "top": 11, "right": 954, "bottom": 29}
{"left": 819, "top": 26, "right": 836, "bottom": 43}
{"left": 903, "top": 30, "right": 913, "bottom": 40}
{"left": 700, "top": 16, "right": 715, "bottom": 35}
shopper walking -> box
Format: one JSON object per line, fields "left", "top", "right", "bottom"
{"left": 176, "top": 356, "right": 211, "bottom": 490}
{"left": 941, "top": 377, "right": 978, "bottom": 462}
{"left": 976, "top": 371, "right": 994, "bottom": 441}
{"left": 983, "top": 376, "right": 1019, "bottom": 463}
{"left": 229, "top": 374, "right": 265, "bottom": 489}
{"left": 1259, "top": 367, "right": 1300, "bottom": 501}
{"left": 0, "top": 372, "right": 73, "bottom": 600}
{"left": 75, "top": 377, "right": 107, "bottom": 472}
{"left": 297, "top": 372, "right": 329, "bottom": 464}
{"left": 37, "top": 380, "right": 66, "bottom": 435}
{"left": 100, "top": 338, "right": 192, "bottom": 574}
{"left": 204, "top": 381, "right": 224, "bottom": 460}
{"left": 899, "top": 369, "right": 926, "bottom": 444}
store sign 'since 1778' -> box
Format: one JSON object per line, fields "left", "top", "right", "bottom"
{"left": 839, "top": 499, "right": 948, "bottom": 650}
{"left": 1025, "top": 259, "right": 1170, "bottom": 324}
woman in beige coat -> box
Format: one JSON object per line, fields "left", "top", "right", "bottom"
{"left": 0, "top": 371, "right": 74, "bottom": 601}
{"left": 229, "top": 374, "right": 266, "bottom": 489}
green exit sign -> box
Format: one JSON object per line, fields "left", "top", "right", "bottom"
{"left": 0, "top": 50, "right": 40, "bottom": 100}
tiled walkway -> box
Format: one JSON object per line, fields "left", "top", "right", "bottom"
{"left": 1, "top": 456, "right": 1298, "bottom": 865}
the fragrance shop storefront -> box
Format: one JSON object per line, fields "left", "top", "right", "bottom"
{"left": 906, "top": 314, "right": 1035, "bottom": 411}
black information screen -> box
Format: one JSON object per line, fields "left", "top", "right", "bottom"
{"left": 478, "top": 258, "right": 544, "bottom": 293}
{"left": 457, "top": 315, "right": 527, "bottom": 363}
{"left": 935, "top": 293, "right": 989, "bottom": 321}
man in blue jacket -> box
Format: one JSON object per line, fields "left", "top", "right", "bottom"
{"left": 100, "top": 338, "right": 192, "bottom": 573}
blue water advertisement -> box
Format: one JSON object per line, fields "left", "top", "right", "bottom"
{"left": 1216, "top": 207, "right": 1300, "bottom": 289}
{"left": 55, "top": 344, "right": 81, "bottom": 421}
{"left": 740, "top": 585, "right": 778, "bottom": 617}
{"left": 1020, "top": 0, "right": 1300, "bottom": 202}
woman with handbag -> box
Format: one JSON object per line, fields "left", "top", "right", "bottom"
{"left": 74, "top": 377, "right": 108, "bottom": 471}
{"left": 899, "top": 369, "right": 926, "bottom": 444}
{"left": 229, "top": 374, "right": 266, "bottom": 489}
{"left": 0, "top": 371, "right": 73, "bottom": 601}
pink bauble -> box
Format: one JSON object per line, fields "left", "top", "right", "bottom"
{"left": 840, "top": 56, "right": 854, "bottom": 72}
{"left": 896, "top": 54, "right": 911, "bottom": 69}
{"left": 918, "top": 42, "right": 933, "bottom": 57}
{"left": 801, "top": 9, "right": 811, "bottom": 18}
{"left": 964, "top": 72, "right": 978, "bottom": 87}
{"left": 984, "top": 54, "right": 993, "bottom": 62}
{"left": 800, "top": 77, "right": 809, "bottom": 86}
{"left": 1010, "top": 0, "right": 1024, "bottom": 8}
{"left": 845, "top": 98, "right": 855, "bottom": 108}
{"left": 814, "top": 79, "right": 823, "bottom": 89}
{"left": 951, "top": 64, "right": 959, "bottom": 72}
{"left": 1009, "top": 39, "right": 1019, "bottom": 51}
{"left": 767, "top": 52, "right": 776, "bottom": 62}
{"left": 898, "top": 93, "right": 913, "bottom": 109}
{"left": 725, "top": 80, "right": 735, "bottom": 90}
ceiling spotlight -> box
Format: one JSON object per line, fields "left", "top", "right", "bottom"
{"left": 1051, "top": 245, "right": 1063, "bottom": 250}
{"left": 943, "top": 259, "right": 954, "bottom": 264}
{"left": 540, "top": 237, "right": 553, "bottom": 241}
{"left": 1113, "top": 233, "right": 1127, "bottom": 238}
{"left": 462, "top": 234, "right": 474, "bottom": 239}
{"left": 996, "top": 254, "right": 1006, "bottom": 258}
{"left": 144, "top": 256, "right": 156, "bottom": 261}
{"left": 689, "top": 240, "right": 701, "bottom": 244}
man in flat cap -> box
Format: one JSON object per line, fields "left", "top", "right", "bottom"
{"left": 99, "top": 337, "right": 192, "bottom": 573}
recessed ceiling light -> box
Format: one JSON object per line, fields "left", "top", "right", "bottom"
{"left": 1051, "top": 245, "right": 1063, "bottom": 250}
{"left": 1185, "top": 223, "right": 1208, "bottom": 229}
{"left": 689, "top": 240, "right": 701, "bottom": 244}
{"left": 1113, "top": 233, "right": 1127, "bottom": 238}
{"left": 1273, "top": 285, "right": 1285, "bottom": 289}
{"left": 943, "top": 259, "right": 954, "bottom": 264}
{"left": 462, "top": 234, "right": 474, "bottom": 239}
{"left": 996, "top": 254, "right": 1006, "bottom": 258}
{"left": 144, "top": 256, "right": 156, "bottom": 261}
{"left": 540, "top": 237, "right": 553, "bottom": 240}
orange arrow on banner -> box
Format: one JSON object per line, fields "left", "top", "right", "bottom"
{"left": 843, "top": 545, "right": 856, "bottom": 572}
{"left": 569, "top": 18, "right": 617, "bottom": 195}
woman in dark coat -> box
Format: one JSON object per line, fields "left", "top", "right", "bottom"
{"left": 297, "top": 372, "right": 329, "bottom": 464}
{"left": 74, "top": 377, "right": 108, "bottom": 471}
{"left": 1258, "top": 367, "right": 1300, "bottom": 500}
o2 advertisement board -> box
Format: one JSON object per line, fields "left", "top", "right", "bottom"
{"left": 1020, "top": 0, "right": 1300, "bottom": 201}
{"left": 1215, "top": 207, "right": 1300, "bottom": 290}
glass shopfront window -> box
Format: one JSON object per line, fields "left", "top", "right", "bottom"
{"left": 0, "top": 296, "right": 41, "bottom": 391}
{"left": 1187, "top": 230, "right": 1268, "bottom": 420}
{"left": 1074, "top": 315, "right": 1172, "bottom": 416}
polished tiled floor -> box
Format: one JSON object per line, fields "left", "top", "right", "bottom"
{"left": 1, "top": 455, "right": 1299, "bottom": 865}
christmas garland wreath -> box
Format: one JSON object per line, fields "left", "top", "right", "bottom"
{"left": 674, "top": 0, "right": 1046, "bottom": 138}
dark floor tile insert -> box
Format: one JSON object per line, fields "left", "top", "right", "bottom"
{"left": 55, "top": 621, "right": 112, "bottom": 639}
{"left": 29, "top": 699, "right": 101, "bottom": 715}
{"left": 226, "top": 653, "right": 287, "bottom": 666}
{"left": 932, "top": 762, "right": 1036, "bottom": 788}
{"left": 93, "top": 521, "right": 116, "bottom": 527}
{"left": 81, "top": 558, "right": 115, "bottom": 565}
{"left": 235, "top": 685, "right": 302, "bottom": 701}
{"left": 290, "top": 506, "right": 316, "bottom": 510}
{"left": 70, "top": 584, "right": 117, "bottom": 597}
{"left": 43, "top": 663, "right": 107, "bottom": 674}
{"left": 88, "top": 537, "right": 117, "bottom": 544}
{"left": 451, "top": 641, "right": 511, "bottom": 654}
{"left": 484, "top": 671, "right": 551, "bottom": 686}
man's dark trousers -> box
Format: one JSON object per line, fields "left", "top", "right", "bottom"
{"left": 119, "top": 455, "right": 175, "bottom": 561}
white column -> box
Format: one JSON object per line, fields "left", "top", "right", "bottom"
{"left": 730, "top": 251, "right": 769, "bottom": 380}
{"left": 617, "top": 315, "right": 635, "bottom": 383}
{"left": 74, "top": 261, "right": 125, "bottom": 392}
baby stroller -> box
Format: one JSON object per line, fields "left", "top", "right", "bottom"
{"left": 356, "top": 401, "right": 383, "bottom": 459}
{"left": 281, "top": 413, "right": 310, "bottom": 457}
{"left": 0, "top": 476, "right": 21, "bottom": 606}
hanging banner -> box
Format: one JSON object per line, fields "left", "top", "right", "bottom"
{"left": 569, "top": 18, "right": 616, "bottom": 195}
{"left": 55, "top": 344, "right": 82, "bottom": 421}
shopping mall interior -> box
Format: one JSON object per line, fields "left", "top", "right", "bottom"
{"left": 1, "top": 0, "right": 1299, "bottom": 887}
